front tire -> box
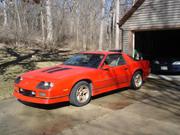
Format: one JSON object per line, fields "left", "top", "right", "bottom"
{"left": 131, "top": 71, "right": 143, "bottom": 90}
{"left": 70, "top": 81, "right": 91, "bottom": 107}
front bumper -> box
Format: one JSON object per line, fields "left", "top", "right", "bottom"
{"left": 13, "top": 88, "right": 69, "bottom": 104}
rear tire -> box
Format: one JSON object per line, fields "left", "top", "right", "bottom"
{"left": 131, "top": 71, "right": 143, "bottom": 90}
{"left": 70, "top": 81, "right": 91, "bottom": 107}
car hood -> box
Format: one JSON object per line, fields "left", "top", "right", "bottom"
{"left": 152, "top": 58, "right": 180, "bottom": 64}
{"left": 22, "top": 65, "right": 95, "bottom": 81}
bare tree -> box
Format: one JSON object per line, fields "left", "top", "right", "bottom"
{"left": 41, "top": 8, "right": 45, "bottom": 43}
{"left": 2, "top": 0, "right": 8, "bottom": 27}
{"left": 98, "top": 0, "right": 105, "bottom": 50}
{"left": 15, "top": 0, "right": 22, "bottom": 32}
{"left": 0, "top": 0, "right": 134, "bottom": 51}
{"left": 45, "top": 0, "right": 53, "bottom": 43}
{"left": 115, "top": 0, "right": 120, "bottom": 49}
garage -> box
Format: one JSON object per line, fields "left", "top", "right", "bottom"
{"left": 135, "top": 29, "right": 180, "bottom": 60}
{"left": 118, "top": 0, "right": 180, "bottom": 74}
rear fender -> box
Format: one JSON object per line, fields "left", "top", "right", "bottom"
{"left": 139, "top": 60, "right": 151, "bottom": 76}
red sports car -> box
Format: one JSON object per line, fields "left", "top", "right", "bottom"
{"left": 13, "top": 50, "right": 150, "bottom": 106}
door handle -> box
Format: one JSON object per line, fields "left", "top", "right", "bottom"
{"left": 124, "top": 68, "right": 128, "bottom": 70}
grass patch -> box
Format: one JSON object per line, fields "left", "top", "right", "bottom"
{"left": 36, "top": 61, "right": 61, "bottom": 68}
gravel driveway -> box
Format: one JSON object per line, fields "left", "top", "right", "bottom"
{"left": 0, "top": 74, "right": 179, "bottom": 135}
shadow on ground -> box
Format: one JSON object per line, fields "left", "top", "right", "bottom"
{"left": 120, "top": 75, "right": 180, "bottom": 116}
{"left": 19, "top": 100, "right": 70, "bottom": 110}
{"left": 0, "top": 47, "right": 72, "bottom": 74}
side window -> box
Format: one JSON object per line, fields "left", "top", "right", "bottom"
{"left": 105, "top": 54, "right": 126, "bottom": 67}
{"left": 118, "top": 55, "right": 126, "bottom": 65}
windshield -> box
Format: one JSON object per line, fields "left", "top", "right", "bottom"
{"left": 64, "top": 53, "right": 104, "bottom": 68}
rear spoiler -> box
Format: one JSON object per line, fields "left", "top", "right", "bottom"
{"left": 109, "top": 50, "right": 122, "bottom": 53}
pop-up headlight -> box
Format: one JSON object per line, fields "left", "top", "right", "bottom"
{"left": 15, "top": 76, "right": 23, "bottom": 84}
{"left": 36, "top": 81, "right": 54, "bottom": 90}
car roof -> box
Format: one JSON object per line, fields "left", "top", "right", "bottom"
{"left": 81, "top": 51, "right": 122, "bottom": 55}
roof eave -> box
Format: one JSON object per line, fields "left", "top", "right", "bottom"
{"left": 119, "top": 0, "right": 145, "bottom": 27}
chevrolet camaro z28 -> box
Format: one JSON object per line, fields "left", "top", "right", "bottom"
{"left": 13, "top": 50, "right": 150, "bottom": 107}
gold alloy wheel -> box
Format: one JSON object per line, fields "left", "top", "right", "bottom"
{"left": 76, "top": 85, "right": 90, "bottom": 103}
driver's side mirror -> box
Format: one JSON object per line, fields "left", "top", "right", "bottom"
{"left": 102, "top": 65, "right": 110, "bottom": 70}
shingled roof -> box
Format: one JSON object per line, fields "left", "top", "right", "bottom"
{"left": 119, "top": 0, "right": 145, "bottom": 27}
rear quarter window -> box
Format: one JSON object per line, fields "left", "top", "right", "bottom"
{"left": 105, "top": 54, "right": 126, "bottom": 67}
{"left": 118, "top": 55, "right": 126, "bottom": 65}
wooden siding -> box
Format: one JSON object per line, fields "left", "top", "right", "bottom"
{"left": 122, "top": 30, "right": 129, "bottom": 53}
{"left": 121, "top": 0, "right": 180, "bottom": 55}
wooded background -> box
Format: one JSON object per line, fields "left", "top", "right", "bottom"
{"left": 0, "top": 0, "right": 133, "bottom": 50}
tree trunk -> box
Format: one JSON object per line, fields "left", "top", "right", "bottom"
{"left": 15, "top": 0, "right": 22, "bottom": 32}
{"left": 90, "top": 14, "right": 94, "bottom": 49}
{"left": 83, "top": 34, "right": 86, "bottom": 51}
{"left": 110, "top": 12, "right": 115, "bottom": 49}
{"left": 45, "top": 0, "right": 53, "bottom": 43}
{"left": 41, "top": 10, "right": 45, "bottom": 44}
{"left": 115, "top": 0, "right": 120, "bottom": 49}
{"left": 76, "top": 16, "right": 79, "bottom": 48}
{"left": 112, "top": 11, "right": 116, "bottom": 48}
{"left": 98, "top": 0, "right": 105, "bottom": 51}
{"left": 3, "top": 0, "right": 8, "bottom": 27}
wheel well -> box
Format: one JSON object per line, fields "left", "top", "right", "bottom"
{"left": 134, "top": 69, "right": 143, "bottom": 74}
{"left": 80, "top": 79, "right": 92, "bottom": 84}
{"left": 70, "top": 79, "right": 93, "bottom": 95}
{"left": 133, "top": 69, "right": 143, "bottom": 80}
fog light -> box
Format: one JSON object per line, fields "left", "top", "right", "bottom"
{"left": 39, "top": 92, "right": 46, "bottom": 97}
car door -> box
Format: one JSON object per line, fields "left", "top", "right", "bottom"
{"left": 106, "top": 54, "right": 129, "bottom": 87}
{"left": 94, "top": 66, "right": 116, "bottom": 91}
{"left": 94, "top": 54, "right": 129, "bottom": 92}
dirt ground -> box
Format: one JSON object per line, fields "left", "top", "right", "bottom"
{"left": 0, "top": 74, "right": 179, "bottom": 135}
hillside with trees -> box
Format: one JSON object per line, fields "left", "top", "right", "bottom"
{"left": 0, "top": 0, "right": 133, "bottom": 50}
